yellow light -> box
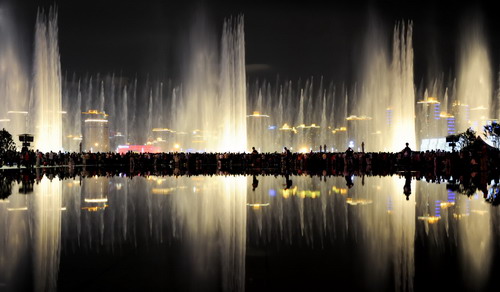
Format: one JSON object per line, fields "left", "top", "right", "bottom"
{"left": 440, "top": 202, "right": 455, "bottom": 209}
{"left": 346, "top": 198, "right": 373, "bottom": 205}
{"left": 299, "top": 147, "right": 309, "bottom": 153}
{"left": 174, "top": 143, "right": 180, "bottom": 149}
{"left": 418, "top": 215, "right": 441, "bottom": 224}
{"left": 346, "top": 115, "right": 372, "bottom": 121}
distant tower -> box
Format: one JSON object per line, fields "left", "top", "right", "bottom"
{"left": 82, "top": 110, "right": 110, "bottom": 152}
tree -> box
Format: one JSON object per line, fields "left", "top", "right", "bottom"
{"left": 483, "top": 121, "right": 500, "bottom": 148}
{"left": 0, "top": 128, "right": 16, "bottom": 155}
{"left": 447, "top": 128, "right": 477, "bottom": 151}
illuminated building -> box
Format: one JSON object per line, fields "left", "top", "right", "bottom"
{"left": 82, "top": 110, "right": 110, "bottom": 152}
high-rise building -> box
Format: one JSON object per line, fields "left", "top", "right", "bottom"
{"left": 82, "top": 110, "right": 110, "bottom": 152}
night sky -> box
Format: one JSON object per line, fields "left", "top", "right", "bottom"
{"left": 8, "top": 0, "right": 500, "bottom": 85}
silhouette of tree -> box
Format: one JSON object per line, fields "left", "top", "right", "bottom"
{"left": 0, "top": 128, "right": 16, "bottom": 155}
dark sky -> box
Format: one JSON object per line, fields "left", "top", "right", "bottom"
{"left": 8, "top": 0, "right": 500, "bottom": 85}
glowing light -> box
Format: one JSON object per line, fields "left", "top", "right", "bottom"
{"left": 152, "top": 188, "right": 175, "bottom": 195}
{"left": 279, "top": 123, "right": 297, "bottom": 133}
{"left": 152, "top": 128, "right": 175, "bottom": 132}
{"left": 0, "top": 119, "right": 11, "bottom": 122}
{"left": 346, "top": 198, "right": 373, "bottom": 205}
{"left": 346, "top": 115, "right": 372, "bottom": 121}
{"left": 84, "top": 119, "right": 108, "bottom": 123}
{"left": 440, "top": 202, "right": 455, "bottom": 208}
{"left": 7, "top": 207, "right": 28, "bottom": 211}
{"left": 174, "top": 143, "right": 180, "bottom": 149}
{"left": 7, "top": 111, "right": 28, "bottom": 114}
{"left": 247, "top": 203, "right": 270, "bottom": 210}
{"left": 298, "top": 147, "right": 309, "bottom": 153}
{"left": 247, "top": 111, "right": 270, "bottom": 118}
{"left": 84, "top": 198, "right": 108, "bottom": 203}
{"left": 418, "top": 215, "right": 441, "bottom": 224}
{"left": 417, "top": 97, "right": 440, "bottom": 104}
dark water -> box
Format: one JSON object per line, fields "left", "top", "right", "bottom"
{"left": 1, "top": 173, "right": 499, "bottom": 292}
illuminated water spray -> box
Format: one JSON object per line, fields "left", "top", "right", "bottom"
{"left": 0, "top": 4, "right": 29, "bottom": 142}
{"left": 175, "top": 15, "right": 246, "bottom": 152}
{"left": 354, "top": 21, "right": 415, "bottom": 151}
{"left": 456, "top": 19, "right": 492, "bottom": 132}
{"left": 31, "top": 9, "right": 63, "bottom": 152}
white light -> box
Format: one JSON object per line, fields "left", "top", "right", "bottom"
{"left": 84, "top": 119, "right": 108, "bottom": 123}
{"left": 84, "top": 198, "right": 108, "bottom": 203}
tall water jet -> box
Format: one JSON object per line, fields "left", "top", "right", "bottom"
{"left": 176, "top": 13, "right": 246, "bottom": 152}
{"left": 456, "top": 17, "right": 492, "bottom": 132}
{"left": 0, "top": 4, "right": 29, "bottom": 143}
{"left": 31, "top": 9, "right": 62, "bottom": 152}
{"left": 355, "top": 20, "right": 415, "bottom": 151}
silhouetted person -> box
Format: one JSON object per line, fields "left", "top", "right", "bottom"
{"left": 324, "top": 144, "right": 327, "bottom": 153}
{"left": 252, "top": 175, "right": 259, "bottom": 191}
{"left": 404, "top": 172, "right": 412, "bottom": 200}
{"left": 284, "top": 173, "right": 293, "bottom": 189}
{"left": 361, "top": 141, "right": 365, "bottom": 153}
{"left": 402, "top": 143, "right": 411, "bottom": 158}
{"left": 252, "top": 147, "right": 258, "bottom": 155}
{"left": 345, "top": 174, "right": 354, "bottom": 188}
{"left": 319, "top": 145, "right": 323, "bottom": 153}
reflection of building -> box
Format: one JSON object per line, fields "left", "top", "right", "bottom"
{"left": 82, "top": 110, "right": 110, "bottom": 152}
{"left": 82, "top": 177, "right": 109, "bottom": 212}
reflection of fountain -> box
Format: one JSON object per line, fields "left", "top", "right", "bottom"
{"left": 32, "top": 175, "right": 62, "bottom": 292}
{"left": 171, "top": 176, "right": 247, "bottom": 291}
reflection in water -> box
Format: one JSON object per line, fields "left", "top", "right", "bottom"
{"left": 33, "top": 174, "right": 62, "bottom": 292}
{"left": 170, "top": 176, "right": 247, "bottom": 291}
{"left": 0, "top": 172, "right": 499, "bottom": 291}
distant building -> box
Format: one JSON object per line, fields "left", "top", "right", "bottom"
{"left": 82, "top": 110, "right": 110, "bottom": 152}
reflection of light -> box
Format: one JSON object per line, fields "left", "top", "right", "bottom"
{"left": 440, "top": 202, "right": 455, "bottom": 209}
{"left": 471, "top": 210, "right": 488, "bottom": 215}
{"left": 346, "top": 115, "right": 372, "bottom": 121}
{"left": 332, "top": 186, "right": 347, "bottom": 195}
{"left": 84, "top": 119, "right": 108, "bottom": 123}
{"left": 82, "top": 205, "right": 108, "bottom": 212}
{"left": 152, "top": 188, "right": 175, "bottom": 195}
{"left": 282, "top": 186, "right": 298, "bottom": 198}
{"left": 418, "top": 215, "right": 441, "bottom": 224}
{"left": 268, "top": 189, "right": 276, "bottom": 197}
{"left": 7, "top": 111, "right": 28, "bottom": 114}
{"left": 453, "top": 213, "right": 469, "bottom": 219}
{"left": 299, "top": 191, "right": 320, "bottom": 199}
{"left": 84, "top": 198, "right": 108, "bottom": 203}
{"left": 346, "top": 198, "right": 373, "bottom": 205}
{"left": 0, "top": 118, "right": 11, "bottom": 122}
{"left": 247, "top": 203, "right": 270, "bottom": 210}
{"left": 349, "top": 141, "right": 354, "bottom": 148}
{"left": 7, "top": 207, "right": 28, "bottom": 211}
{"left": 152, "top": 128, "right": 175, "bottom": 132}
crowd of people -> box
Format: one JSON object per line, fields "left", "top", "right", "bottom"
{"left": 0, "top": 141, "right": 499, "bottom": 178}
